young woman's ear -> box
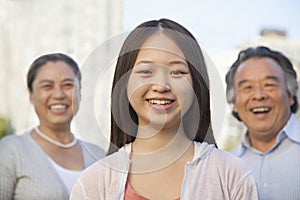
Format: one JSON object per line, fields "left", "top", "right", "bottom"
{"left": 29, "top": 89, "right": 33, "bottom": 104}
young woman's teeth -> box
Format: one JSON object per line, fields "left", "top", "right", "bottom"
{"left": 50, "top": 105, "right": 67, "bottom": 110}
{"left": 149, "top": 99, "right": 172, "bottom": 105}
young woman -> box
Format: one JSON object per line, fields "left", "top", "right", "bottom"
{"left": 71, "top": 19, "right": 258, "bottom": 200}
{"left": 0, "top": 53, "right": 105, "bottom": 199}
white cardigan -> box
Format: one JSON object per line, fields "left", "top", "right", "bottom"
{"left": 0, "top": 131, "right": 105, "bottom": 200}
{"left": 71, "top": 142, "right": 259, "bottom": 200}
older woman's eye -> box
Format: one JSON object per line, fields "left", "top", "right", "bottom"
{"left": 41, "top": 84, "right": 52, "bottom": 89}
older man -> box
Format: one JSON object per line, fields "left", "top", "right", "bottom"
{"left": 226, "top": 46, "right": 300, "bottom": 200}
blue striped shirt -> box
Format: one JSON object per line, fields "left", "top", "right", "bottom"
{"left": 231, "top": 114, "right": 300, "bottom": 200}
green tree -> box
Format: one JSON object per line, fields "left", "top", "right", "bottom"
{"left": 0, "top": 116, "right": 9, "bottom": 139}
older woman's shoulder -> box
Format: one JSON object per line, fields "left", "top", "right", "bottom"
{"left": 0, "top": 131, "right": 31, "bottom": 147}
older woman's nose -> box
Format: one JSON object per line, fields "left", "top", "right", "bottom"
{"left": 53, "top": 86, "right": 66, "bottom": 99}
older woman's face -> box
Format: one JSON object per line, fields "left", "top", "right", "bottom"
{"left": 29, "top": 61, "right": 80, "bottom": 128}
{"left": 126, "top": 33, "right": 195, "bottom": 130}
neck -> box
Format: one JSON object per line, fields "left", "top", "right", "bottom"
{"left": 248, "top": 113, "right": 291, "bottom": 153}
{"left": 249, "top": 134, "right": 277, "bottom": 153}
{"left": 130, "top": 124, "right": 194, "bottom": 173}
{"left": 38, "top": 124, "right": 72, "bottom": 142}
{"left": 133, "top": 123, "right": 188, "bottom": 153}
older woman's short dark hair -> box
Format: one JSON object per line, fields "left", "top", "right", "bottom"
{"left": 27, "top": 53, "right": 81, "bottom": 92}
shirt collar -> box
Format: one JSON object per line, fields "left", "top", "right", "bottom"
{"left": 237, "top": 113, "right": 300, "bottom": 155}
{"left": 281, "top": 113, "right": 300, "bottom": 144}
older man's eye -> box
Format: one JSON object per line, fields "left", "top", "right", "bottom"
{"left": 239, "top": 85, "right": 252, "bottom": 93}
{"left": 264, "top": 83, "right": 277, "bottom": 87}
{"left": 63, "top": 83, "right": 74, "bottom": 88}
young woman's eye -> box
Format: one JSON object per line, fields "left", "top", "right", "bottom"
{"left": 137, "top": 70, "right": 152, "bottom": 75}
{"left": 170, "top": 71, "right": 186, "bottom": 77}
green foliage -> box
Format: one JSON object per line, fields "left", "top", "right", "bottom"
{"left": 222, "top": 136, "right": 242, "bottom": 151}
{"left": 0, "top": 116, "right": 9, "bottom": 139}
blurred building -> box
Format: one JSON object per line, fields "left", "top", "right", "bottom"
{"left": 0, "top": 0, "right": 123, "bottom": 150}
{"left": 214, "top": 28, "right": 300, "bottom": 150}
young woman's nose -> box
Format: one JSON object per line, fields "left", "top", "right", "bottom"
{"left": 151, "top": 83, "right": 171, "bottom": 92}
{"left": 151, "top": 73, "right": 171, "bottom": 92}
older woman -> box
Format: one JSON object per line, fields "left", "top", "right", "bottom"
{"left": 0, "top": 53, "right": 105, "bottom": 199}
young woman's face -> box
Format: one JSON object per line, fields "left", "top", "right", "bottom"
{"left": 127, "top": 32, "right": 195, "bottom": 129}
{"left": 29, "top": 61, "right": 80, "bottom": 128}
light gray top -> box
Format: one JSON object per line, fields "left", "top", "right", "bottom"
{"left": 0, "top": 130, "right": 106, "bottom": 200}
{"left": 71, "top": 142, "right": 259, "bottom": 200}
{"left": 231, "top": 113, "right": 300, "bottom": 200}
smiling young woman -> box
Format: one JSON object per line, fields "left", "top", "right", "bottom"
{"left": 70, "top": 19, "right": 259, "bottom": 200}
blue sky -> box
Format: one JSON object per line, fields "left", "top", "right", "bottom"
{"left": 123, "top": 0, "right": 300, "bottom": 55}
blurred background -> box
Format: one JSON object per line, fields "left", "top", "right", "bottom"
{"left": 0, "top": 0, "right": 299, "bottom": 151}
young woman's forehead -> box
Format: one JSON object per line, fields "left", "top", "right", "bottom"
{"left": 140, "top": 32, "right": 185, "bottom": 59}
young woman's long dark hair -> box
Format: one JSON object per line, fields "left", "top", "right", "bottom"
{"left": 108, "top": 18, "right": 215, "bottom": 154}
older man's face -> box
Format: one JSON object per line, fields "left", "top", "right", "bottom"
{"left": 232, "top": 57, "right": 294, "bottom": 142}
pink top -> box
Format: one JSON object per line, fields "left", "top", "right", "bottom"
{"left": 124, "top": 182, "right": 180, "bottom": 200}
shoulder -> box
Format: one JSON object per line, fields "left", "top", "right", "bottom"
{"left": 0, "top": 132, "right": 31, "bottom": 168}
{"left": 193, "top": 144, "right": 252, "bottom": 179}
{"left": 208, "top": 149, "right": 259, "bottom": 199}
{"left": 79, "top": 140, "right": 106, "bottom": 160}
{"left": 286, "top": 114, "right": 300, "bottom": 144}
{"left": 0, "top": 132, "right": 28, "bottom": 143}
{"left": 188, "top": 143, "right": 258, "bottom": 198}
{"left": 74, "top": 149, "right": 129, "bottom": 193}
{"left": 211, "top": 148, "right": 249, "bottom": 171}
{"left": 79, "top": 145, "right": 130, "bottom": 180}
{"left": 71, "top": 160, "right": 109, "bottom": 200}
{"left": 193, "top": 142, "right": 250, "bottom": 173}
{"left": 71, "top": 152, "right": 125, "bottom": 200}
{"left": 230, "top": 144, "right": 244, "bottom": 157}
{"left": 207, "top": 148, "right": 256, "bottom": 185}
{"left": 0, "top": 132, "right": 30, "bottom": 152}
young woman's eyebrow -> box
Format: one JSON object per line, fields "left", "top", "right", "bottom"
{"left": 134, "top": 60, "right": 154, "bottom": 65}
{"left": 169, "top": 60, "right": 188, "bottom": 67}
